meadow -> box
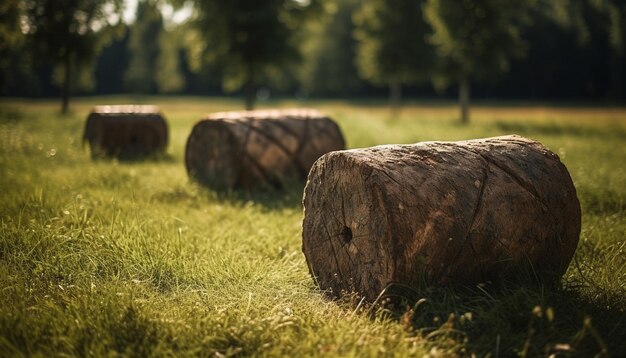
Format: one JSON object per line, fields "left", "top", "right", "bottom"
{"left": 0, "top": 96, "right": 624, "bottom": 357}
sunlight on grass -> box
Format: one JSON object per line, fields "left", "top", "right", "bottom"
{"left": 0, "top": 97, "right": 624, "bottom": 356}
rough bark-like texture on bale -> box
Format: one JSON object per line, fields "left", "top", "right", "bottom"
{"left": 185, "top": 109, "right": 345, "bottom": 189}
{"left": 83, "top": 105, "right": 168, "bottom": 158}
{"left": 302, "top": 135, "right": 581, "bottom": 301}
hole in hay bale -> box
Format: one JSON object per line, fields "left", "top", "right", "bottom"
{"left": 341, "top": 226, "right": 353, "bottom": 244}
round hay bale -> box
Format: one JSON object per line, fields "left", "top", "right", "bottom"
{"left": 302, "top": 135, "right": 581, "bottom": 301}
{"left": 83, "top": 105, "right": 168, "bottom": 158}
{"left": 185, "top": 109, "right": 345, "bottom": 189}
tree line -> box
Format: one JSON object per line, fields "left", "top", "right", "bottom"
{"left": 1, "top": 0, "right": 625, "bottom": 122}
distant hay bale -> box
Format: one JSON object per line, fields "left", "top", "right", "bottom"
{"left": 185, "top": 109, "right": 345, "bottom": 189}
{"left": 302, "top": 135, "right": 581, "bottom": 301}
{"left": 83, "top": 105, "right": 168, "bottom": 159}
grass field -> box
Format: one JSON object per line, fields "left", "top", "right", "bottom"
{"left": 0, "top": 96, "right": 624, "bottom": 357}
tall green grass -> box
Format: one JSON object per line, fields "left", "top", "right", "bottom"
{"left": 1, "top": 97, "right": 624, "bottom": 356}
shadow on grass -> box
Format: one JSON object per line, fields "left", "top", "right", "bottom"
{"left": 90, "top": 152, "right": 176, "bottom": 163}
{"left": 366, "top": 281, "right": 624, "bottom": 357}
{"left": 153, "top": 179, "right": 305, "bottom": 211}
{"left": 0, "top": 106, "right": 25, "bottom": 124}
{"left": 210, "top": 180, "right": 305, "bottom": 210}
{"left": 494, "top": 121, "right": 626, "bottom": 140}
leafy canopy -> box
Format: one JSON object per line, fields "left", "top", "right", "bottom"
{"left": 187, "top": 0, "right": 321, "bottom": 93}
{"left": 299, "top": 0, "right": 364, "bottom": 96}
{"left": 424, "top": 0, "right": 535, "bottom": 83}
{"left": 354, "top": 0, "right": 434, "bottom": 86}
{"left": 23, "top": 0, "right": 124, "bottom": 67}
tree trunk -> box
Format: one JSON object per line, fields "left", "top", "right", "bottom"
{"left": 83, "top": 105, "right": 168, "bottom": 159}
{"left": 185, "top": 109, "right": 345, "bottom": 189}
{"left": 389, "top": 80, "right": 402, "bottom": 117}
{"left": 610, "top": 53, "right": 623, "bottom": 99}
{"left": 302, "top": 135, "right": 581, "bottom": 302}
{"left": 61, "top": 53, "right": 72, "bottom": 115}
{"left": 459, "top": 76, "right": 470, "bottom": 124}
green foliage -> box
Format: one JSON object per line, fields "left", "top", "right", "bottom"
{"left": 3, "top": 0, "right": 626, "bottom": 101}
{"left": 125, "top": 1, "right": 184, "bottom": 94}
{"left": 535, "top": 0, "right": 626, "bottom": 98}
{"left": 186, "top": 0, "right": 322, "bottom": 109}
{"left": 299, "top": 0, "right": 365, "bottom": 96}
{"left": 155, "top": 29, "right": 184, "bottom": 94}
{"left": 354, "top": 0, "right": 434, "bottom": 86}
{"left": 423, "top": 0, "right": 536, "bottom": 123}
{"left": 0, "top": 0, "right": 22, "bottom": 50}
{"left": 0, "top": 96, "right": 625, "bottom": 356}
{"left": 125, "top": 1, "right": 163, "bottom": 93}
{"left": 424, "top": 0, "right": 535, "bottom": 84}
{"left": 0, "top": 0, "right": 24, "bottom": 74}
{"left": 544, "top": 0, "right": 625, "bottom": 51}
{"left": 0, "top": 0, "right": 39, "bottom": 96}
{"left": 21, "top": 0, "right": 124, "bottom": 112}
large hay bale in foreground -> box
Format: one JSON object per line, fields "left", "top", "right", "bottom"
{"left": 83, "top": 105, "right": 168, "bottom": 158}
{"left": 185, "top": 109, "right": 345, "bottom": 189}
{"left": 302, "top": 135, "right": 581, "bottom": 301}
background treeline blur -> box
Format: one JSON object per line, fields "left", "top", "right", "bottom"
{"left": 1, "top": 0, "right": 625, "bottom": 107}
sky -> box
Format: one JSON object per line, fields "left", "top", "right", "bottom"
{"left": 122, "top": 0, "right": 194, "bottom": 25}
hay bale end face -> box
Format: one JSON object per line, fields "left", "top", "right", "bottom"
{"left": 302, "top": 135, "right": 581, "bottom": 301}
{"left": 83, "top": 105, "right": 168, "bottom": 158}
{"left": 185, "top": 109, "right": 345, "bottom": 189}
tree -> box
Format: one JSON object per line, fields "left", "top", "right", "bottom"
{"left": 354, "top": 0, "right": 434, "bottom": 113}
{"left": 124, "top": 1, "right": 162, "bottom": 93}
{"left": 541, "top": 0, "right": 625, "bottom": 99}
{"left": 186, "top": 0, "right": 322, "bottom": 110}
{"left": 155, "top": 29, "right": 185, "bottom": 94}
{"left": 0, "top": 0, "right": 43, "bottom": 96}
{"left": 299, "top": 0, "right": 366, "bottom": 97}
{"left": 22, "top": 0, "right": 123, "bottom": 114}
{"left": 1, "top": 1, "right": 23, "bottom": 93}
{"left": 125, "top": 1, "right": 185, "bottom": 94}
{"left": 424, "top": 0, "right": 535, "bottom": 123}
{"left": 94, "top": 25, "right": 130, "bottom": 94}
